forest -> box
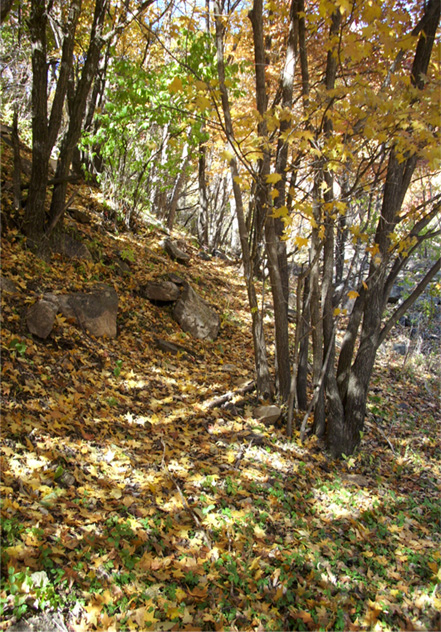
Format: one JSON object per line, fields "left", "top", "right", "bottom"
{"left": 0, "top": 0, "right": 440, "bottom": 630}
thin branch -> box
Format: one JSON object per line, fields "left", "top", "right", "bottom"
{"left": 379, "top": 257, "right": 441, "bottom": 347}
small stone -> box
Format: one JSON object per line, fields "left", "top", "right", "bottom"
{"left": 253, "top": 405, "right": 282, "bottom": 425}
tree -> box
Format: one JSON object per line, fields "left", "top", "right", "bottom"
{"left": 214, "top": 0, "right": 272, "bottom": 398}
{"left": 285, "top": 0, "right": 441, "bottom": 456}
{"left": 21, "top": 0, "right": 155, "bottom": 244}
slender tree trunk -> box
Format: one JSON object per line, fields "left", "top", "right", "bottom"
{"left": 197, "top": 141, "right": 209, "bottom": 246}
{"left": 24, "top": 0, "right": 50, "bottom": 239}
{"left": 48, "top": 0, "right": 108, "bottom": 228}
{"left": 214, "top": 0, "right": 271, "bottom": 398}
{"left": 249, "top": 0, "right": 291, "bottom": 400}
{"left": 12, "top": 107, "right": 22, "bottom": 212}
{"left": 167, "top": 140, "right": 190, "bottom": 231}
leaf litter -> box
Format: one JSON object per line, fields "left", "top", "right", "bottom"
{"left": 1, "top": 149, "right": 440, "bottom": 632}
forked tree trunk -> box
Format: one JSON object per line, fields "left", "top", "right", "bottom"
{"left": 24, "top": 0, "right": 82, "bottom": 241}
{"left": 327, "top": 0, "right": 440, "bottom": 456}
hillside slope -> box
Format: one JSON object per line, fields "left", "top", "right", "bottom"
{"left": 1, "top": 133, "right": 440, "bottom": 632}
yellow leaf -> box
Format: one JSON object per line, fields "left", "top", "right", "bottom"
{"left": 221, "top": 149, "right": 234, "bottom": 162}
{"left": 272, "top": 205, "right": 288, "bottom": 219}
{"left": 195, "top": 95, "right": 211, "bottom": 111}
{"left": 347, "top": 290, "right": 359, "bottom": 300}
{"left": 266, "top": 173, "right": 283, "bottom": 184}
{"left": 334, "top": 307, "right": 341, "bottom": 316}
{"left": 294, "top": 236, "right": 308, "bottom": 248}
{"left": 175, "top": 587, "right": 187, "bottom": 602}
{"left": 168, "top": 77, "right": 183, "bottom": 94}
{"left": 254, "top": 524, "right": 266, "bottom": 538}
{"left": 131, "top": 605, "right": 158, "bottom": 627}
{"left": 271, "top": 189, "right": 280, "bottom": 199}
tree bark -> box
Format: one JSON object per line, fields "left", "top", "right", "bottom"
{"left": 48, "top": 0, "right": 108, "bottom": 228}
{"left": 249, "top": 0, "right": 291, "bottom": 400}
{"left": 329, "top": 0, "right": 440, "bottom": 456}
{"left": 24, "top": 0, "right": 50, "bottom": 239}
{"left": 214, "top": 0, "right": 271, "bottom": 398}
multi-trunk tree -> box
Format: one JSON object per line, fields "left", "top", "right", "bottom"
{"left": 205, "top": 0, "right": 440, "bottom": 455}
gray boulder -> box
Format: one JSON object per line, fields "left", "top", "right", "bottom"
{"left": 163, "top": 239, "right": 190, "bottom": 264}
{"left": 27, "top": 285, "right": 118, "bottom": 339}
{"left": 253, "top": 405, "right": 282, "bottom": 426}
{"left": 140, "top": 279, "right": 181, "bottom": 302}
{"left": 57, "top": 284, "right": 118, "bottom": 337}
{"left": 53, "top": 233, "right": 93, "bottom": 261}
{"left": 26, "top": 297, "right": 58, "bottom": 339}
{"left": 173, "top": 283, "right": 220, "bottom": 340}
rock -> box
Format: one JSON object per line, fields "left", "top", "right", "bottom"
{"left": 219, "top": 364, "right": 237, "bottom": 372}
{"left": 393, "top": 343, "right": 408, "bottom": 355}
{"left": 399, "top": 316, "right": 412, "bottom": 327}
{"left": 53, "top": 233, "right": 93, "bottom": 261}
{"left": 67, "top": 207, "right": 91, "bottom": 224}
{"left": 163, "top": 238, "right": 190, "bottom": 264}
{"left": 253, "top": 405, "right": 282, "bottom": 425}
{"left": 0, "top": 275, "right": 19, "bottom": 293}
{"left": 173, "top": 283, "right": 220, "bottom": 340}
{"left": 388, "top": 285, "right": 402, "bottom": 304}
{"left": 212, "top": 249, "right": 228, "bottom": 261}
{"left": 26, "top": 298, "right": 59, "bottom": 339}
{"left": 27, "top": 287, "right": 118, "bottom": 338}
{"left": 139, "top": 279, "right": 181, "bottom": 302}
{"left": 154, "top": 337, "right": 197, "bottom": 358}
{"left": 7, "top": 612, "right": 69, "bottom": 632}
{"left": 57, "top": 284, "right": 118, "bottom": 337}
{"left": 166, "top": 272, "right": 185, "bottom": 285}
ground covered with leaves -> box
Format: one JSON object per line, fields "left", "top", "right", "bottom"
{"left": 1, "top": 156, "right": 441, "bottom": 631}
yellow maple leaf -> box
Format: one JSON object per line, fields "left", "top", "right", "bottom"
{"left": 195, "top": 95, "right": 211, "bottom": 111}
{"left": 347, "top": 290, "right": 359, "bottom": 300}
{"left": 221, "top": 149, "right": 234, "bottom": 162}
{"left": 168, "top": 77, "right": 183, "bottom": 94}
{"left": 266, "top": 173, "right": 283, "bottom": 184}
{"left": 294, "top": 236, "right": 308, "bottom": 248}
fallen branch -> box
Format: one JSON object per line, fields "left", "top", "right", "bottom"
{"left": 204, "top": 380, "right": 255, "bottom": 410}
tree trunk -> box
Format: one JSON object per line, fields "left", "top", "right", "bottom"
{"left": 197, "top": 141, "right": 209, "bottom": 246}
{"left": 48, "top": 0, "right": 108, "bottom": 229}
{"left": 24, "top": 0, "right": 50, "bottom": 240}
{"left": 167, "top": 139, "right": 190, "bottom": 231}
{"left": 24, "top": 0, "right": 82, "bottom": 241}
{"left": 249, "top": 0, "right": 291, "bottom": 400}
{"left": 328, "top": 0, "right": 440, "bottom": 456}
{"left": 214, "top": 0, "right": 271, "bottom": 398}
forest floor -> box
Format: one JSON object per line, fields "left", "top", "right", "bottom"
{"left": 1, "top": 136, "right": 440, "bottom": 631}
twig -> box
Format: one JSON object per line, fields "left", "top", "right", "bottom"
{"left": 160, "top": 439, "right": 212, "bottom": 548}
{"left": 366, "top": 419, "right": 396, "bottom": 454}
{"left": 233, "top": 439, "right": 253, "bottom": 469}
